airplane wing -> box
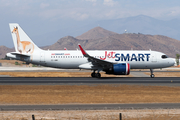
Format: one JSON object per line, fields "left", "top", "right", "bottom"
{"left": 64, "top": 47, "right": 67, "bottom": 50}
{"left": 78, "top": 44, "right": 113, "bottom": 68}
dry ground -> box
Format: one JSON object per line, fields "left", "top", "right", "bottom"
{"left": 1, "top": 109, "right": 180, "bottom": 120}
{"left": 0, "top": 71, "right": 133, "bottom": 77}
{"left": 0, "top": 60, "right": 29, "bottom": 67}
{"left": 0, "top": 60, "right": 23, "bottom": 64}
{"left": 0, "top": 71, "right": 180, "bottom": 77}
{"left": 1, "top": 85, "right": 180, "bottom": 104}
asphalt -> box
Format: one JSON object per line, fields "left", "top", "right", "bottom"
{"left": 0, "top": 77, "right": 180, "bottom": 86}
{"left": 0, "top": 103, "right": 180, "bottom": 111}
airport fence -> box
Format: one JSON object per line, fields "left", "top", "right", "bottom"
{"left": 0, "top": 108, "right": 180, "bottom": 120}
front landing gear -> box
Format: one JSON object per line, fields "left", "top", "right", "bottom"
{"left": 150, "top": 69, "right": 155, "bottom": 78}
{"left": 91, "top": 70, "right": 101, "bottom": 78}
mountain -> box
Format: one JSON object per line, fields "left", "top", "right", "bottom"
{"left": 93, "top": 15, "right": 180, "bottom": 40}
{"left": 3, "top": 15, "right": 180, "bottom": 48}
{"left": 42, "top": 36, "right": 85, "bottom": 50}
{"left": 76, "top": 26, "right": 117, "bottom": 40}
{"left": 2, "top": 26, "right": 180, "bottom": 59}
{"left": 0, "top": 46, "right": 14, "bottom": 59}
{"left": 43, "top": 27, "right": 180, "bottom": 58}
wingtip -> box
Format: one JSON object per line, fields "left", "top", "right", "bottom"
{"left": 78, "top": 44, "right": 86, "bottom": 55}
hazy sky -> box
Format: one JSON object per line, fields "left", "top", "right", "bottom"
{"left": 1, "top": 0, "right": 180, "bottom": 21}
{"left": 1, "top": 0, "right": 180, "bottom": 47}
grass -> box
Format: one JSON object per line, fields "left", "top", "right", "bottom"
{"left": 1, "top": 85, "right": 180, "bottom": 104}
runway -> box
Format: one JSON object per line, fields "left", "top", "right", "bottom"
{"left": 1, "top": 103, "right": 180, "bottom": 111}
{"left": 0, "top": 77, "right": 180, "bottom": 86}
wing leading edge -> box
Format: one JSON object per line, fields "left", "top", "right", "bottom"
{"left": 78, "top": 44, "right": 113, "bottom": 68}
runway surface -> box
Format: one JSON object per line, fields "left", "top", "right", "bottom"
{"left": 0, "top": 77, "right": 180, "bottom": 86}
{"left": 1, "top": 103, "right": 180, "bottom": 111}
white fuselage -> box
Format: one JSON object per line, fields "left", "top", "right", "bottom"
{"left": 20, "top": 50, "right": 174, "bottom": 70}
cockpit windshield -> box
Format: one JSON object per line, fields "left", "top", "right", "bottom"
{"left": 161, "top": 55, "right": 168, "bottom": 59}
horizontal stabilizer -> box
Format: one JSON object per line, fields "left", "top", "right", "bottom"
{"left": 9, "top": 52, "right": 30, "bottom": 57}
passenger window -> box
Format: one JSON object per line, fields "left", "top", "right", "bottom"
{"left": 161, "top": 55, "right": 168, "bottom": 59}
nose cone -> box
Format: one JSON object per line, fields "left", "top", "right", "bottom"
{"left": 169, "top": 58, "right": 175, "bottom": 66}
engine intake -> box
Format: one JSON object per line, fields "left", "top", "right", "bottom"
{"left": 105, "top": 63, "right": 130, "bottom": 75}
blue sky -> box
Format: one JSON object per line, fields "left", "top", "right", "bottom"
{"left": 1, "top": 0, "right": 180, "bottom": 47}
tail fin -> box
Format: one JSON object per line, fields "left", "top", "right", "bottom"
{"left": 9, "top": 23, "right": 42, "bottom": 54}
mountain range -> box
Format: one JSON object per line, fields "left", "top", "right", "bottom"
{"left": 43, "top": 27, "right": 180, "bottom": 58}
{"left": 1, "top": 26, "right": 180, "bottom": 59}
{"left": 32, "top": 15, "right": 180, "bottom": 47}
{"left": 2, "top": 15, "right": 180, "bottom": 49}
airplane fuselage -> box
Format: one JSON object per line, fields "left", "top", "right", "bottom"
{"left": 10, "top": 50, "right": 174, "bottom": 69}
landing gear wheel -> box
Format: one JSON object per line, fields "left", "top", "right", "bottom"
{"left": 95, "top": 73, "right": 101, "bottom": 78}
{"left": 150, "top": 69, "right": 155, "bottom": 78}
{"left": 91, "top": 72, "right": 96, "bottom": 78}
{"left": 150, "top": 74, "right": 155, "bottom": 78}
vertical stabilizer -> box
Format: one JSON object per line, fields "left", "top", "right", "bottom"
{"left": 9, "top": 23, "right": 42, "bottom": 54}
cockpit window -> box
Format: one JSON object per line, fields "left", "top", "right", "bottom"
{"left": 161, "top": 55, "right": 168, "bottom": 59}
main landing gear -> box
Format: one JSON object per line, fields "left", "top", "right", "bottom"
{"left": 91, "top": 70, "right": 101, "bottom": 78}
{"left": 150, "top": 69, "right": 155, "bottom": 78}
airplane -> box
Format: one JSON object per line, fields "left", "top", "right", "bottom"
{"left": 6, "top": 23, "right": 175, "bottom": 78}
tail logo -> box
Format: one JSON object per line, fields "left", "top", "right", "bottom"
{"left": 12, "top": 27, "right": 34, "bottom": 54}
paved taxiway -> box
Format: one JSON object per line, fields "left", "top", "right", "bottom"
{"left": 1, "top": 103, "right": 180, "bottom": 111}
{"left": 0, "top": 77, "right": 180, "bottom": 86}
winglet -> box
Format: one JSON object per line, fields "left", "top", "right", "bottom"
{"left": 78, "top": 44, "right": 88, "bottom": 56}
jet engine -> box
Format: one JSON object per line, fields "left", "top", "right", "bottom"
{"left": 105, "top": 63, "right": 130, "bottom": 75}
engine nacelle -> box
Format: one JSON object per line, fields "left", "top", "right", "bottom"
{"left": 105, "top": 63, "right": 130, "bottom": 75}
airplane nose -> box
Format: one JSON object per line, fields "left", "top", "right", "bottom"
{"left": 169, "top": 58, "right": 175, "bottom": 66}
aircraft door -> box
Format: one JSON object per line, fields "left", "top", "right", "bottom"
{"left": 40, "top": 52, "right": 45, "bottom": 62}
{"left": 151, "top": 54, "right": 157, "bottom": 62}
